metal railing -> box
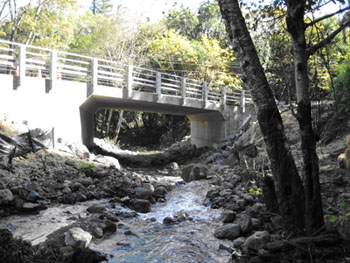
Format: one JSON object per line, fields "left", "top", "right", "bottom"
{"left": 0, "top": 39, "right": 252, "bottom": 110}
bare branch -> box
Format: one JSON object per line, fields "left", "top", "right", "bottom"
{"left": 307, "top": 18, "right": 350, "bottom": 56}
{"left": 305, "top": 6, "right": 350, "bottom": 29}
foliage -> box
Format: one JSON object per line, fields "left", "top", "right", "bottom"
{"left": 79, "top": 162, "right": 95, "bottom": 175}
{"left": 333, "top": 60, "right": 350, "bottom": 113}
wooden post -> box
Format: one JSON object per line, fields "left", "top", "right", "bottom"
{"left": 181, "top": 77, "right": 186, "bottom": 105}
{"left": 203, "top": 81, "right": 208, "bottom": 108}
{"left": 241, "top": 89, "right": 246, "bottom": 113}
{"left": 156, "top": 71, "right": 162, "bottom": 100}
{"left": 222, "top": 86, "right": 227, "bottom": 111}
{"left": 48, "top": 50, "right": 57, "bottom": 92}
{"left": 124, "top": 65, "right": 133, "bottom": 98}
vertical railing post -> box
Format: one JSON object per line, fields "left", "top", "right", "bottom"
{"left": 241, "top": 89, "right": 246, "bottom": 113}
{"left": 222, "top": 86, "right": 227, "bottom": 111}
{"left": 156, "top": 71, "right": 162, "bottom": 100}
{"left": 88, "top": 58, "right": 98, "bottom": 97}
{"left": 181, "top": 77, "right": 186, "bottom": 105}
{"left": 16, "top": 44, "right": 26, "bottom": 89}
{"left": 203, "top": 81, "right": 208, "bottom": 108}
{"left": 48, "top": 50, "right": 57, "bottom": 92}
{"left": 124, "top": 65, "right": 133, "bottom": 98}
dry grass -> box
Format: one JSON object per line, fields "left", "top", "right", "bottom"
{"left": 0, "top": 120, "right": 20, "bottom": 137}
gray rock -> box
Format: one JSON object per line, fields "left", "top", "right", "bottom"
{"left": 252, "top": 218, "right": 261, "bottom": 228}
{"left": 87, "top": 205, "right": 106, "bottom": 214}
{"left": 222, "top": 211, "right": 236, "bottom": 223}
{"left": 94, "top": 155, "right": 121, "bottom": 171}
{"left": 62, "top": 193, "right": 76, "bottom": 204}
{"left": 154, "top": 186, "right": 167, "bottom": 199}
{"left": 135, "top": 188, "right": 153, "bottom": 200}
{"left": 242, "top": 231, "right": 270, "bottom": 252}
{"left": 22, "top": 202, "right": 42, "bottom": 211}
{"left": 242, "top": 194, "right": 255, "bottom": 204}
{"left": 233, "top": 236, "right": 246, "bottom": 247}
{"left": 0, "top": 189, "right": 13, "bottom": 205}
{"left": 67, "top": 142, "right": 91, "bottom": 159}
{"left": 214, "top": 224, "right": 241, "bottom": 240}
{"left": 92, "top": 227, "right": 104, "bottom": 238}
{"left": 181, "top": 163, "right": 209, "bottom": 182}
{"left": 130, "top": 199, "right": 150, "bottom": 213}
{"left": 238, "top": 214, "right": 253, "bottom": 235}
{"left": 163, "top": 217, "right": 176, "bottom": 225}
{"left": 100, "top": 220, "right": 117, "bottom": 234}
{"left": 64, "top": 227, "right": 92, "bottom": 248}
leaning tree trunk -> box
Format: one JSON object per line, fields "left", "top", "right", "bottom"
{"left": 218, "top": 0, "right": 306, "bottom": 230}
{"left": 113, "top": 110, "right": 124, "bottom": 141}
{"left": 285, "top": 0, "right": 324, "bottom": 234}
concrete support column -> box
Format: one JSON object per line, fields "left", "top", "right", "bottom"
{"left": 80, "top": 107, "right": 95, "bottom": 148}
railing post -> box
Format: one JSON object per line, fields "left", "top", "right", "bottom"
{"left": 241, "top": 89, "right": 246, "bottom": 113}
{"left": 181, "top": 77, "right": 186, "bottom": 105}
{"left": 48, "top": 50, "right": 57, "bottom": 92}
{"left": 124, "top": 65, "right": 133, "bottom": 98}
{"left": 88, "top": 58, "right": 98, "bottom": 97}
{"left": 203, "top": 81, "right": 208, "bottom": 108}
{"left": 222, "top": 86, "right": 227, "bottom": 111}
{"left": 156, "top": 71, "right": 162, "bottom": 100}
{"left": 15, "top": 44, "right": 26, "bottom": 89}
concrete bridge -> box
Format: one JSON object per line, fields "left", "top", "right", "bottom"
{"left": 0, "top": 39, "right": 253, "bottom": 148}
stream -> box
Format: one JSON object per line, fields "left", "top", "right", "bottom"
{"left": 0, "top": 172, "right": 232, "bottom": 263}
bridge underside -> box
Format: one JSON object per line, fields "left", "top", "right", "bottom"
{"left": 80, "top": 94, "right": 226, "bottom": 148}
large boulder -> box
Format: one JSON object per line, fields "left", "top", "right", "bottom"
{"left": 64, "top": 227, "right": 92, "bottom": 249}
{"left": 242, "top": 231, "right": 270, "bottom": 252}
{"left": 214, "top": 224, "right": 241, "bottom": 240}
{"left": 181, "top": 163, "right": 209, "bottom": 183}
{"left": 130, "top": 199, "right": 151, "bottom": 213}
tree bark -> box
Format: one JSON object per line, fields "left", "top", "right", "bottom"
{"left": 285, "top": 0, "right": 324, "bottom": 234}
{"left": 113, "top": 110, "right": 124, "bottom": 141}
{"left": 218, "top": 0, "right": 305, "bottom": 230}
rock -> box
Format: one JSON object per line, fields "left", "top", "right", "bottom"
{"left": 71, "top": 182, "right": 85, "bottom": 192}
{"left": 130, "top": 199, "right": 150, "bottom": 213}
{"left": 222, "top": 211, "right": 236, "bottom": 223}
{"left": 214, "top": 224, "right": 241, "bottom": 240}
{"left": 124, "top": 230, "right": 139, "bottom": 237}
{"left": 338, "top": 153, "right": 346, "bottom": 169}
{"left": 163, "top": 217, "right": 176, "bottom": 225}
{"left": 242, "top": 231, "right": 270, "bottom": 252}
{"left": 92, "top": 227, "right": 104, "bottom": 238}
{"left": 247, "top": 203, "right": 265, "bottom": 217}
{"left": 238, "top": 214, "right": 253, "bottom": 235}
{"left": 219, "top": 244, "right": 233, "bottom": 253}
{"left": 100, "top": 220, "right": 117, "bottom": 234}
{"left": 181, "top": 163, "right": 209, "bottom": 182}
{"left": 87, "top": 205, "right": 107, "bottom": 214}
{"left": 22, "top": 202, "right": 43, "bottom": 211}
{"left": 62, "top": 193, "right": 76, "bottom": 204}
{"left": 0, "top": 189, "right": 13, "bottom": 205}
{"left": 120, "top": 196, "right": 130, "bottom": 204}
{"left": 64, "top": 227, "right": 92, "bottom": 248}
{"left": 233, "top": 236, "right": 246, "bottom": 247}
{"left": 71, "top": 247, "right": 107, "bottom": 263}
{"left": 251, "top": 218, "right": 261, "bottom": 228}
{"left": 67, "top": 142, "right": 91, "bottom": 159}
{"left": 135, "top": 188, "right": 153, "bottom": 200}
{"left": 242, "top": 194, "right": 255, "bottom": 204}
{"left": 154, "top": 186, "right": 168, "bottom": 199}
{"left": 94, "top": 155, "right": 121, "bottom": 171}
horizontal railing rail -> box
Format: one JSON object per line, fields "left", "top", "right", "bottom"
{"left": 0, "top": 39, "right": 253, "bottom": 110}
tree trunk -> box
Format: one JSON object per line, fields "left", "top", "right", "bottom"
{"left": 218, "top": 0, "right": 306, "bottom": 230}
{"left": 286, "top": 0, "right": 324, "bottom": 234}
{"left": 105, "top": 109, "right": 113, "bottom": 138}
{"left": 113, "top": 110, "right": 124, "bottom": 141}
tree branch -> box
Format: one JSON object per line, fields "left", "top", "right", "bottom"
{"left": 305, "top": 6, "right": 350, "bottom": 29}
{"left": 307, "top": 18, "right": 350, "bottom": 56}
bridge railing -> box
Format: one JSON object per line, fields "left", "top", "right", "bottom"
{"left": 0, "top": 39, "right": 253, "bottom": 110}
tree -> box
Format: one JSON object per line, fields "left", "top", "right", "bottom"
{"left": 218, "top": 0, "right": 350, "bottom": 234}
{"left": 91, "top": 0, "right": 112, "bottom": 15}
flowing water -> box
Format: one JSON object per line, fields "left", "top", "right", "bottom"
{"left": 0, "top": 174, "right": 232, "bottom": 263}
